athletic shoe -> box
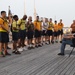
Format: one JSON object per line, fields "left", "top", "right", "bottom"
{"left": 6, "top": 52, "right": 11, "bottom": 56}
{"left": 35, "top": 45, "right": 38, "bottom": 48}
{"left": 31, "top": 46, "right": 35, "bottom": 49}
{"left": 28, "top": 47, "right": 32, "bottom": 50}
{"left": 15, "top": 51, "right": 21, "bottom": 54}
{"left": 60, "top": 41, "right": 62, "bottom": 43}
{"left": 23, "top": 47, "right": 27, "bottom": 50}
{"left": 55, "top": 41, "right": 58, "bottom": 43}
{"left": 38, "top": 44, "right": 42, "bottom": 47}
{"left": 49, "top": 41, "right": 50, "bottom": 44}
{"left": 18, "top": 48, "right": 23, "bottom": 52}
{"left": 12, "top": 50, "right": 16, "bottom": 53}
{"left": 45, "top": 41, "right": 49, "bottom": 45}
{"left": 51, "top": 41, "right": 54, "bottom": 44}
{"left": 24, "top": 44, "right": 27, "bottom": 46}
{"left": 58, "top": 53, "right": 64, "bottom": 56}
{"left": 0, "top": 52, "right": 6, "bottom": 57}
{"left": 7, "top": 46, "right": 11, "bottom": 49}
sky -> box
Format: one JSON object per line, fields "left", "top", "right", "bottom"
{"left": 0, "top": 0, "right": 75, "bottom": 27}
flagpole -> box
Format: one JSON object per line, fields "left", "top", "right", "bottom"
{"left": 8, "top": 6, "right": 10, "bottom": 16}
{"left": 24, "top": 0, "right": 26, "bottom": 15}
{"left": 8, "top": 6, "right": 13, "bottom": 24}
{"left": 34, "top": 0, "right": 36, "bottom": 20}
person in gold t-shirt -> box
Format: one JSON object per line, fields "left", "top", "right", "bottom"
{"left": 0, "top": 11, "right": 10, "bottom": 57}
{"left": 70, "top": 20, "right": 75, "bottom": 33}
{"left": 47, "top": 18, "right": 54, "bottom": 44}
{"left": 58, "top": 19, "right": 64, "bottom": 43}
{"left": 34, "top": 16, "right": 42, "bottom": 47}
{"left": 54, "top": 20, "right": 58, "bottom": 43}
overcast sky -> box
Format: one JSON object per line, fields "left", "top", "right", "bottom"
{"left": 0, "top": 0, "right": 75, "bottom": 27}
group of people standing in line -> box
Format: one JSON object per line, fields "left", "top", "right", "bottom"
{"left": 0, "top": 11, "right": 64, "bottom": 57}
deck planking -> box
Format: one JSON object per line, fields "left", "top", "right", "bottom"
{"left": 0, "top": 43, "right": 75, "bottom": 75}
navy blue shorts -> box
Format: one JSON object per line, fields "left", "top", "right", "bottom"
{"left": 27, "top": 30, "right": 34, "bottom": 39}
{"left": 58, "top": 29, "right": 63, "bottom": 35}
{"left": 0, "top": 32, "right": 9, "bottom": 43}
{"left": 47, "top": 30, "right": 53, "bottom": 36}
{"left": 72, "top": 31, "right": 75, "bottom": 34}
{"left": 12, "top": 32, "right": 19, "bottom": 41}
{"left": 19, "top": 30, "right": 26, "bottom": 40}
{"left": 54, "top": 31, "right": 58, "bottom": 37}
{"left": 35, "top": 30, "right": 41, "bottom": 38}
{"left": 42, "top": 30, "right": 47, "bottom": 36}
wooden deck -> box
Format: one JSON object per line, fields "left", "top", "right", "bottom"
{"left": 0, "top": 43, "right": 75, "bottom": 75}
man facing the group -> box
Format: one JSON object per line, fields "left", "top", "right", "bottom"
{"left": 58, "top": 20, "right": 75, "bottom": 56}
